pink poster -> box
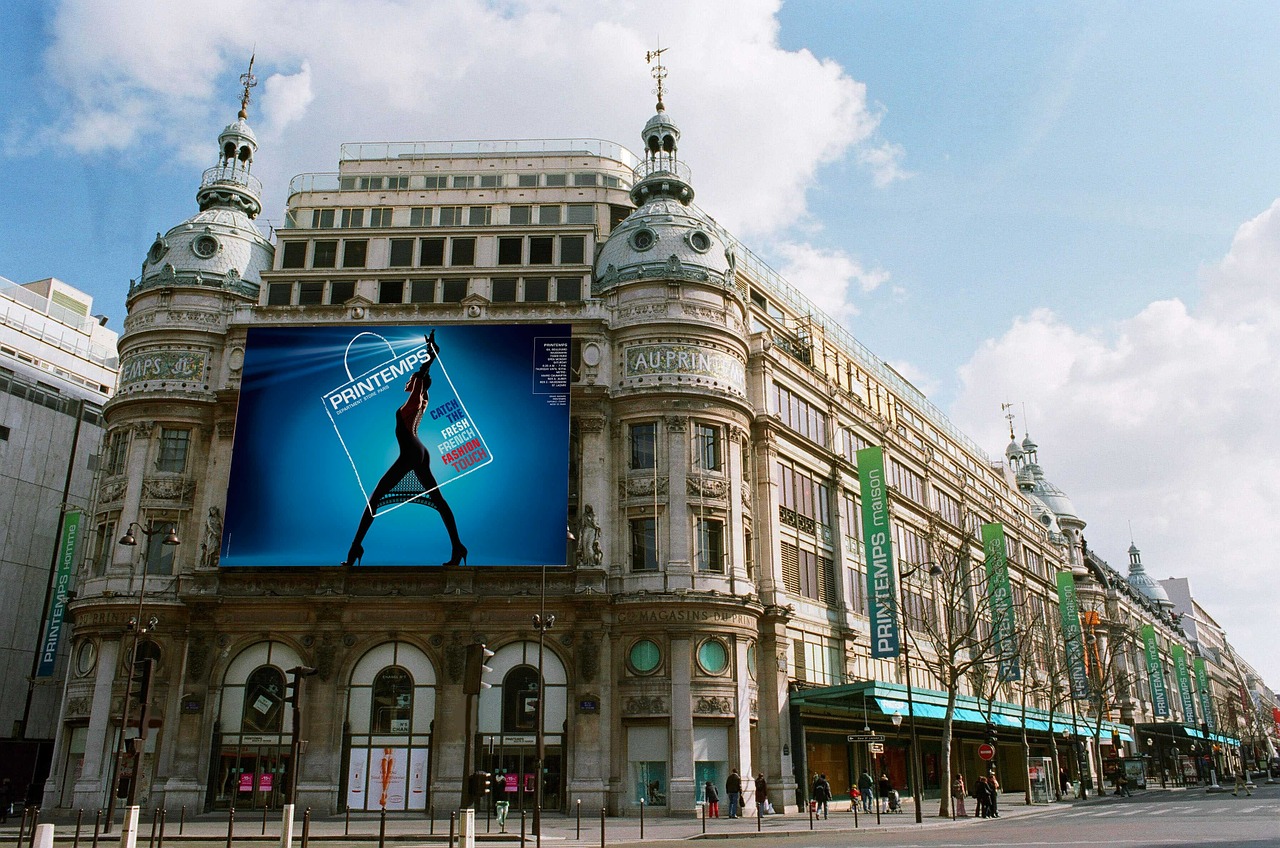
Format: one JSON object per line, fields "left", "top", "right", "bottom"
{"left": 239, "top": 773, "right": 253, "bottom": 792}
{"left": 259, "top": 773, "right": 273, "bottom": 792}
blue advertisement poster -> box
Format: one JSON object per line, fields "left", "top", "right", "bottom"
{"left": 222, "top": 324, "right": 570, "bottom": 567}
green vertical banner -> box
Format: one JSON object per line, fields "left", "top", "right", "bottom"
{"left": 1141, "top": 624, "right": 1170, "bottom": 718}
{"left": 856, "top": 446, "right": 899, "bottom": 658}
{"left": 1171, "top": 644, "right": 1197, "bottom": 724}
{"left": 981, "top": 522, "right": 1020, "bottom": 682}
{"left": 37, "top": 510, "right": 82, "bottom": 678}
{"left": 1056, "top": 572, "right": 1089, "bottom": 700}
{"left": 1194, "top": 657, "right": 1215, "bottom": 732}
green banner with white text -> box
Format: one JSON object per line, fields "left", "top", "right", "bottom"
{"left": 857, "top": 446, "right": 899, "bottom": 658}
{"left": 1194, "top": 656, "right": 1215, "bottom": 732}
{"left": 981, "top": 522, "right": 1020, "bottom": 682}
{"left": 1056, "top": 571, "right": 1089, "bottom": 700}
{"left": 37, "top": 510, "right": 81, "bottom": 678}
{"left": 1141, "top": 624, "right": 1170, "bottom": 717}
{"left": 1171, "top": 644, "right": 1197, "bottom": 724}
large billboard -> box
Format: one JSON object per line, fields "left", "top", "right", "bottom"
{"left": 222, "top": 324, "right": 570, "bottom": 567}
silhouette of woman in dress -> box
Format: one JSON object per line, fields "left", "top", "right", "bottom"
{"left": 342, "top": 331, "right": 466, "bottom": 567}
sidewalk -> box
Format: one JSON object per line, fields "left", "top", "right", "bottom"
{"left": 0, "top": 793, "right": 1101, "bottom": 846}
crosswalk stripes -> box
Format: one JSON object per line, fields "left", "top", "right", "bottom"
{"left": 1029, "top": 802, "right": 1278, "bottom": 820}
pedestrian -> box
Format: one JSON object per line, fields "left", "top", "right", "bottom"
{"left": 1232, "top": 769, "right": 1252, "bottom": 797}
{"left": 704, "top": 780, "right": 720, "bottom": 817}
{"left": 877, "top": 773, "right": 892, "bottom": 814}
{"left": 755, "top": 773, "right": 769, "bottom": 816}
{"left": 951, "top": 773, "right": 968, "bottom": 817}
{"left": 986, "top": 769, "right": 1001, "bottom": 817}
{"left": 0, "top": 778, "right": 10, "bottom": 824}
{"left": 812, "top": 773, "right": 831, "bottom": 819}
{"left": 726, "top": 768, "right": 742, "bottom": 817}
{"left": 973, "top": 775, "right": 992, "bottom": 818}
{"left": 1059, "top": 767, "right": 1071, "bottom": 798}
{"left": 1114, "top": 771, "right": 1131, "bottom": 797}
{"left": 857, "top": 770, "right": 874, "bottom": 812}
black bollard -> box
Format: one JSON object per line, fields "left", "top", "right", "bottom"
{"left": 701, "top": 799, "right": 706, "bottom": 834}
{"left": 179, "top": 806, "right": 185, "bottom": 836}
{"left": 576, "top": 799, "right": 581, "bottom": 840}
{"left": 91, "top": 810, "right": 102, "bottom": 848}
{"left": 520, "top": 809, "right": 527, "bottom": 848}
{"left": 157, "top": 807, "right": 166, "bottom": 848}
{"left": 148, "top": 807, "right": 159, "bottom": 848}
{"left": 449, "top": 811, "right": 456, "bottom": 848}
{"left": 345, "top": 806, "right": 351, "bottom": 836}
{"left": 377, "top": 807, "right": 387, "bottom": 848}
{"left": 853, "top": 799, "right": 859, "bottom": 829}
{"left": 639, "top": 797, "right": 644, "bottom": 840}
{"left": 429, "top": 805, "right": 434, "bottom": 836}
{"left": 809, "top": 798, "right": 814, "bottom": 830}
{"left": 16, "top": 807, "right": 29, "bottom": 848}
{"left": 225, "top": 807, "right": 235, "bottom": 848}
{"left": 27, "top": 808, "right": 40, "bottom": 848}
{"left": 301, "top": 808, "right": 311, "bottom": 848}
{"left": 875, "top": 794, "right": 881, "bottom": 825}
{"left": 262, "top": 803, "right": 269, "bottom": 836}
{"left": 598, "top": 807, "right": 605, "bottom": 848}
{"left": 74, "top": 808, "right": 84, "bottom": 848}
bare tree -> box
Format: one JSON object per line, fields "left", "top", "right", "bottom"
{"left": 1077, "top": 604, "right": 1139, "bottom": 793}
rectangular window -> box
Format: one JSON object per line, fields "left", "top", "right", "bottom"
{"left": 409, "top": 279, "right": 436, "bottom": 303}
{"left": 450, "top": 238, "right": 476, "bottom": 266}
{"left": 420, "top": 237, "right": 445, "bottom": 266}
{"left": 468, "top": 206, "right": 491, "bottom": 226}
{"left": 630, "top": 422, "right": 656, "bottom": 470}
{"left": 312, "top": 209, "right": 335, "bottom": 228}
{"left": 389, "top": 238, "right": 415, "bottom": 267}
{"left": 298, "top": 281, "right": 324, "bottom": 305}
{"left": 544, "top": 174, "right": 567, "bottom": 187}
{"left": 369, "top": 207, "right": 393, "bottom": 227}
{"left": 560, "top": 236, "right": 586, "bottom": 264}
{"left": 772, "top": 382, "right": 828, "bottom": 446}
{"left": 340, "top": 208, "right": 365, "bottom": 228}
{"left": 776, "top": 460, "right": 830, "bottom": 531}
{"left": 410, "top": 207, "right": 432, "bottom": 227}
{"left": 387, "top": 175, "right": 408, "bottom": 190}
{"left": 566, "top": 204, "right": 594, "bottom": 224}
{"left": 573, "top": 173, "right": 599, "bottom": 187}
{"left": 538, "top": 205, "right": 562, "bottom": 225}
{"left": 491, "top": 278, "right": 518, "bottom": 303}
{"left": 935, "top": 488, "right": 962, "bottom": 527}
{"left": 510, "top": 206, "right": 532, "bottom": 225}
{"left": 517, "top": 174, "right": 539, "bottom": 188}
{"left": 523, "top": 277, "right": 549, "bottom": 302}
{"left": 329, "top": 280, "right": 355, "bottom": 303}
{"left": 693, "top": 423, "right": 723, "bottom": 472}
{"left": 422, "top": 175, "right": 447, "bottom": 189}
{"left": 92, "top": 519, "right": 115, "bottom": 576}
{"left": 313, "top": 240, "right": 338, "bottom": 268}
{"left": 103, "top": 430, "right": 129, "bottom": 476}
{"left": 529, "top": 236, "right": 554, "bottom": 264}
{"left": 157, "top": 428, "right": 190, "bottom": 473}
{"left": 843, "top": 428, "right": 872, "bottom": 462}
{"left": 357, "top": 176, "right": 384, "bottom": 190}
{"left": 479, "top": 174, "right": 503, "bottom": 188}
{"left": 631, "top": 517, "right": 658, "bottom": 572}
{"left": 281, "top": 241, "right": 307, "bottom": 269}
{"left": 441, "top": 278, "right": 468, "bottom": 302}
{"left": 342, "top": 240, "right": 368, "bottom": 268}
{"left": 696, "top": 518, "right": 725, "bottom": 573}
{"left": 556, "top": 276, "right": 583, "bottom": 302}
{"left": 145, "top": 521, "right": 176, "bottom": 575}
{"left": 378, "top": 279, "right": 405, "bottom": 304}
{"left": 497, "top": 237, "right": 524, "bottom": 265}
{"left": 339, "top": 176, "right": 356, "bottom": 190}
{"left": 266, "top": 283, "right": 292, "bottom": 306}
{"left": 439, "top": 206, "right": 462, "bottom": 226}
{"left": 888, "top": 459, "right": 925, "bottom": 505}
{"left": 452, "top": 175, "right": 475, "bottom": 189}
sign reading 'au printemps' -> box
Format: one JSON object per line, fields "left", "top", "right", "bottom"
{"left": 1141, "top": 624, "right": 1170, "bottom": 718}
{"left": 623, "top": 343, "right": 747, "bottom": 395}
{"left": 856, "top": 446, "right": 899, "bottom": 658}
{"left": 1056, "top": 571, "right": 1090, "bottom": 700}
{"left": 981, "top": 523, "right": 1021, "bottom": 682}
{"left": 119, "top": 350, "right": 207, "bottom": 387}
{"left": 1171, "top": 643, "right": 1197, "bottom": 723}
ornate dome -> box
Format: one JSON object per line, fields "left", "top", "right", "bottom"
{"left": 1126, "top": 544, "right": 1172, "bottom": 609}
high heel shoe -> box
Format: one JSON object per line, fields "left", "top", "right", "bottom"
{"left": 443, "top": 543, "right": 467, "bottom": 567}
{"left": 342, "top": 543, "right": 364, "bottom": 567}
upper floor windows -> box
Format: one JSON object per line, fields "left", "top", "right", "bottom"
{"left": 776, "top": 460, "right": 830, "bottom": 534}
{"left": 888, "top": 458, "right": 925, "bottom": 505}
{"left": 630, "top": 422, "right": 657, "bottom": 470}
{"left": 693, "top": 422, "right": 723, "bottom": 473}
{"left": 773, "top": 383, "right": 828, "bottom": 447}
{"left": 156, "top": 428, "right": 190, "bottom": 473}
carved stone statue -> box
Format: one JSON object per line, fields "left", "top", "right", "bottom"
{"left": 577, "top": 505, "right": 603, "bottom": 567}
{"left": 200, "top": 506, "right": 223, "bottom": 568}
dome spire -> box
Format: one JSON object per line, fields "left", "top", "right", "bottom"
{"left": 645, "top": 44, "right": 668, "bottom": 112}
{"left": 238, "top": 53, "right": 257, "bottom": 121}
{"left": 197, "top": 55, "right": 263, "bottom": 219}
{"left": 632, "top": 44, "right": 693, "bottom": 206}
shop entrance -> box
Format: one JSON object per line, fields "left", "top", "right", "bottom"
{"left": 213, "top": 742, "right": 290, "bottom": 810}
{"left": 481, "top": 736, "right": 562, "bottom": 813}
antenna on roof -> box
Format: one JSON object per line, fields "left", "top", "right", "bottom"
{"left": 645, "top": 42, "right": 669, "bottom": 111}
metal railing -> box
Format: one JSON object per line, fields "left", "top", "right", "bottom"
{"left": 200, "top": 164, "right": 263, "bottom": 197}
{"left": 338, "top": 138, "right": 642, "bottom": 167}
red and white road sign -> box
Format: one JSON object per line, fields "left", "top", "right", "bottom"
{"left": 978, "top": 743, "right": 996, "bottom": 761}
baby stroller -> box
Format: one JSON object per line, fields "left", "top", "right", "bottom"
{"left": 887, "top": 789, "right": 903, "bottom": 813}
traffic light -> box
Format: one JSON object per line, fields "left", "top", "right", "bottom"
{"left": 286, "top": 666, "right": 319, "bottom": 707}
{"left": 130, "top": 657, "right": 154, "bottom": 740}
{"left": 464, "top": 644, "right": 495, "bottom": 695}
{"left": 471, "top": 771, "right": 492, "bottom": 801}
{"left": 984, "top": 724, "right": 998, "bottom": 745}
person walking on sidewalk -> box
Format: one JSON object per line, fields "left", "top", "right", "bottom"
{"left": 986, "top": 769, "right": 1001, "bottom": 817}
{"left": 726, "top": 769, "right": 742, "bottom": 817}
{"left": 755, "top": 773, "right": 770, "bottom": 816}
{"left": 1232, "top": 769, "right": 1252, "bottom": 797}
{"left": 812, "top": 773, "right": 831, "bottom": 819}
{"left": 858, "top": 770, "right": 874, "bottom": 812}
{"left": 952, "top": 773, "right": 968, "bottom": 817}
{"left": 974, "top": 775, "right": 992, "bottom": 818}
{"left": 877, "top": 773, "right": 893, "bottom": 814}
{"left": 704, "top": 780, "right": 720, "bottom": 817}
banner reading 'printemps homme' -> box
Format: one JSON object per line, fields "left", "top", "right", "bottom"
{"left": 1194, "top": 656, "right": 1216, "bottom": 732}
{"left": 1171, "top": 643, "right": 1197, "bottom": 724}
{"left": 981, "top": 522, "right": 1020, "bottom": 682}
{"left": 856, "top": 446, "right": 899, "bottom": 658}
{"left": 1141, "top": 624, "right": 1170, "bottom": 718}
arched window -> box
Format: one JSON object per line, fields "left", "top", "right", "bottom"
{"left": 371, "top": 667, "right": 414, "bottom": 734}
{"left": 241, "top": 666, "right": 285, "bottom": 733}
{"left": 501, "top": 666, "right": 540, "bottom": 733}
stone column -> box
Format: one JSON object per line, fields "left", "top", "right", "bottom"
{"left": 757, "top": 607, "right": 796, "bottom": 811}
{"left": 668, "top": 634, "right": 694, "bottom": 811}
{"left": 74, "top": 637, "right": 120, "bottom": 810}
{"left": 664, "top": 416, "right": 692, "bottom": 589}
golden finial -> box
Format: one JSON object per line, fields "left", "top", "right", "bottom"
{"left": 645, "top": 44, "right": 668, "bottom": 111}
{"left": 238, "top": 53, "right": 258, "bottom": 121}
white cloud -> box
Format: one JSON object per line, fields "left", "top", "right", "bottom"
{"left": 31, "top": 0, "right": 895, "bottom": 241}
{"left": 951, "top": 199, "right": 1280, "bottom": 686}
{"left": 772, "top": 241, "right": 889, "bottom": 323}
{"left": 857, "top": 140, "right": 914, "bottom": 187}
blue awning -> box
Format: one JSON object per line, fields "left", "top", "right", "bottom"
{"left": 874, "top": 697, "right": 948, "bottom": 720}
{"left": 953, "top": 708, "right": 987, "bottom": 724}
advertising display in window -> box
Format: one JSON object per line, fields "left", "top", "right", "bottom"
{"left": 222, "top": 324, "right": 570, "bottom": 567}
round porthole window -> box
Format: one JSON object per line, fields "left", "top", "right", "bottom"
{"left": 148, "top": 238, "right": 168, "bottom": 263}
{"left": 74, "top": 640, "right": 97, "bottom": 677}
{"left": 629, "top": 639, "right": 661, "bottom": 674}
{"left": 630, "top": 228, "right": 657, "bottom": 252}
{"left": 687, "top": 230, "right": 712, "bottom": 252}
{"left": 697, "top": 638, "right": 729, "bottom": 675}
{"left": 193, "top": 234, "right": 220, "bottom": 258}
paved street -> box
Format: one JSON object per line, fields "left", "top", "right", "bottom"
{"left": 3, "top": 785, "right": 1277, "bottom": 848}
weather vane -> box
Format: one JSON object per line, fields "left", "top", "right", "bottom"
{"left": 645, "top": 43, "right": 668, "bottom": 111}
{"left": 238, "top": 53, "right": 258, "bottom": 121}
{"left": 1001, "top": 402, "right": 1016, "bottom": 440}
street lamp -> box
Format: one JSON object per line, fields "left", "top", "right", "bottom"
{"left": 105, "top": 521, "right": 179, "bottom": 836}
{"left": 531, "top": 531, "right": 570, "bottom": 848}
{"left": 899, "top": 562, "right": 942, "bottom": 824}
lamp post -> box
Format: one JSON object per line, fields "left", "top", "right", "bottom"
{"left": 532, "top": 531, "right": 571, "bottom": 848}
{"left": 898, "top": 562, "right": 941, "bottom": 824}
{"left": 105, "top": 522, "right": 178, "bottom": 838}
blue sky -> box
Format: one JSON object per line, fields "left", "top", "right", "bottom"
{"left": 4, "top": 0, "right": 1279, "bottom": 688}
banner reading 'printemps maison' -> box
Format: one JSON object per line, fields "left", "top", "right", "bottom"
{"left": 1193, "top": 656, "right": 1216, "bottom": 732}
{"left": 856, "top": 446, "right": 899, "bottom": 658}
{"left": 1141, "top": 624, "right": 1171, "bottom": 718}
{"left": 981, "top": 522, "right": 1020, "bottom": 682}
{"left": 1171, "top": 643, "right": 1197, "bottom": 724}
{"left": 1056, "top": 571, "right": 1089, "bottom": 700}
{"left": 37, "top": 511, "right": 81, "bottom": 677}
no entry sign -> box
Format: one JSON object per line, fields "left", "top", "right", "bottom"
{"left": 979, "top": 743, "right": 995, "bottom": 761}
